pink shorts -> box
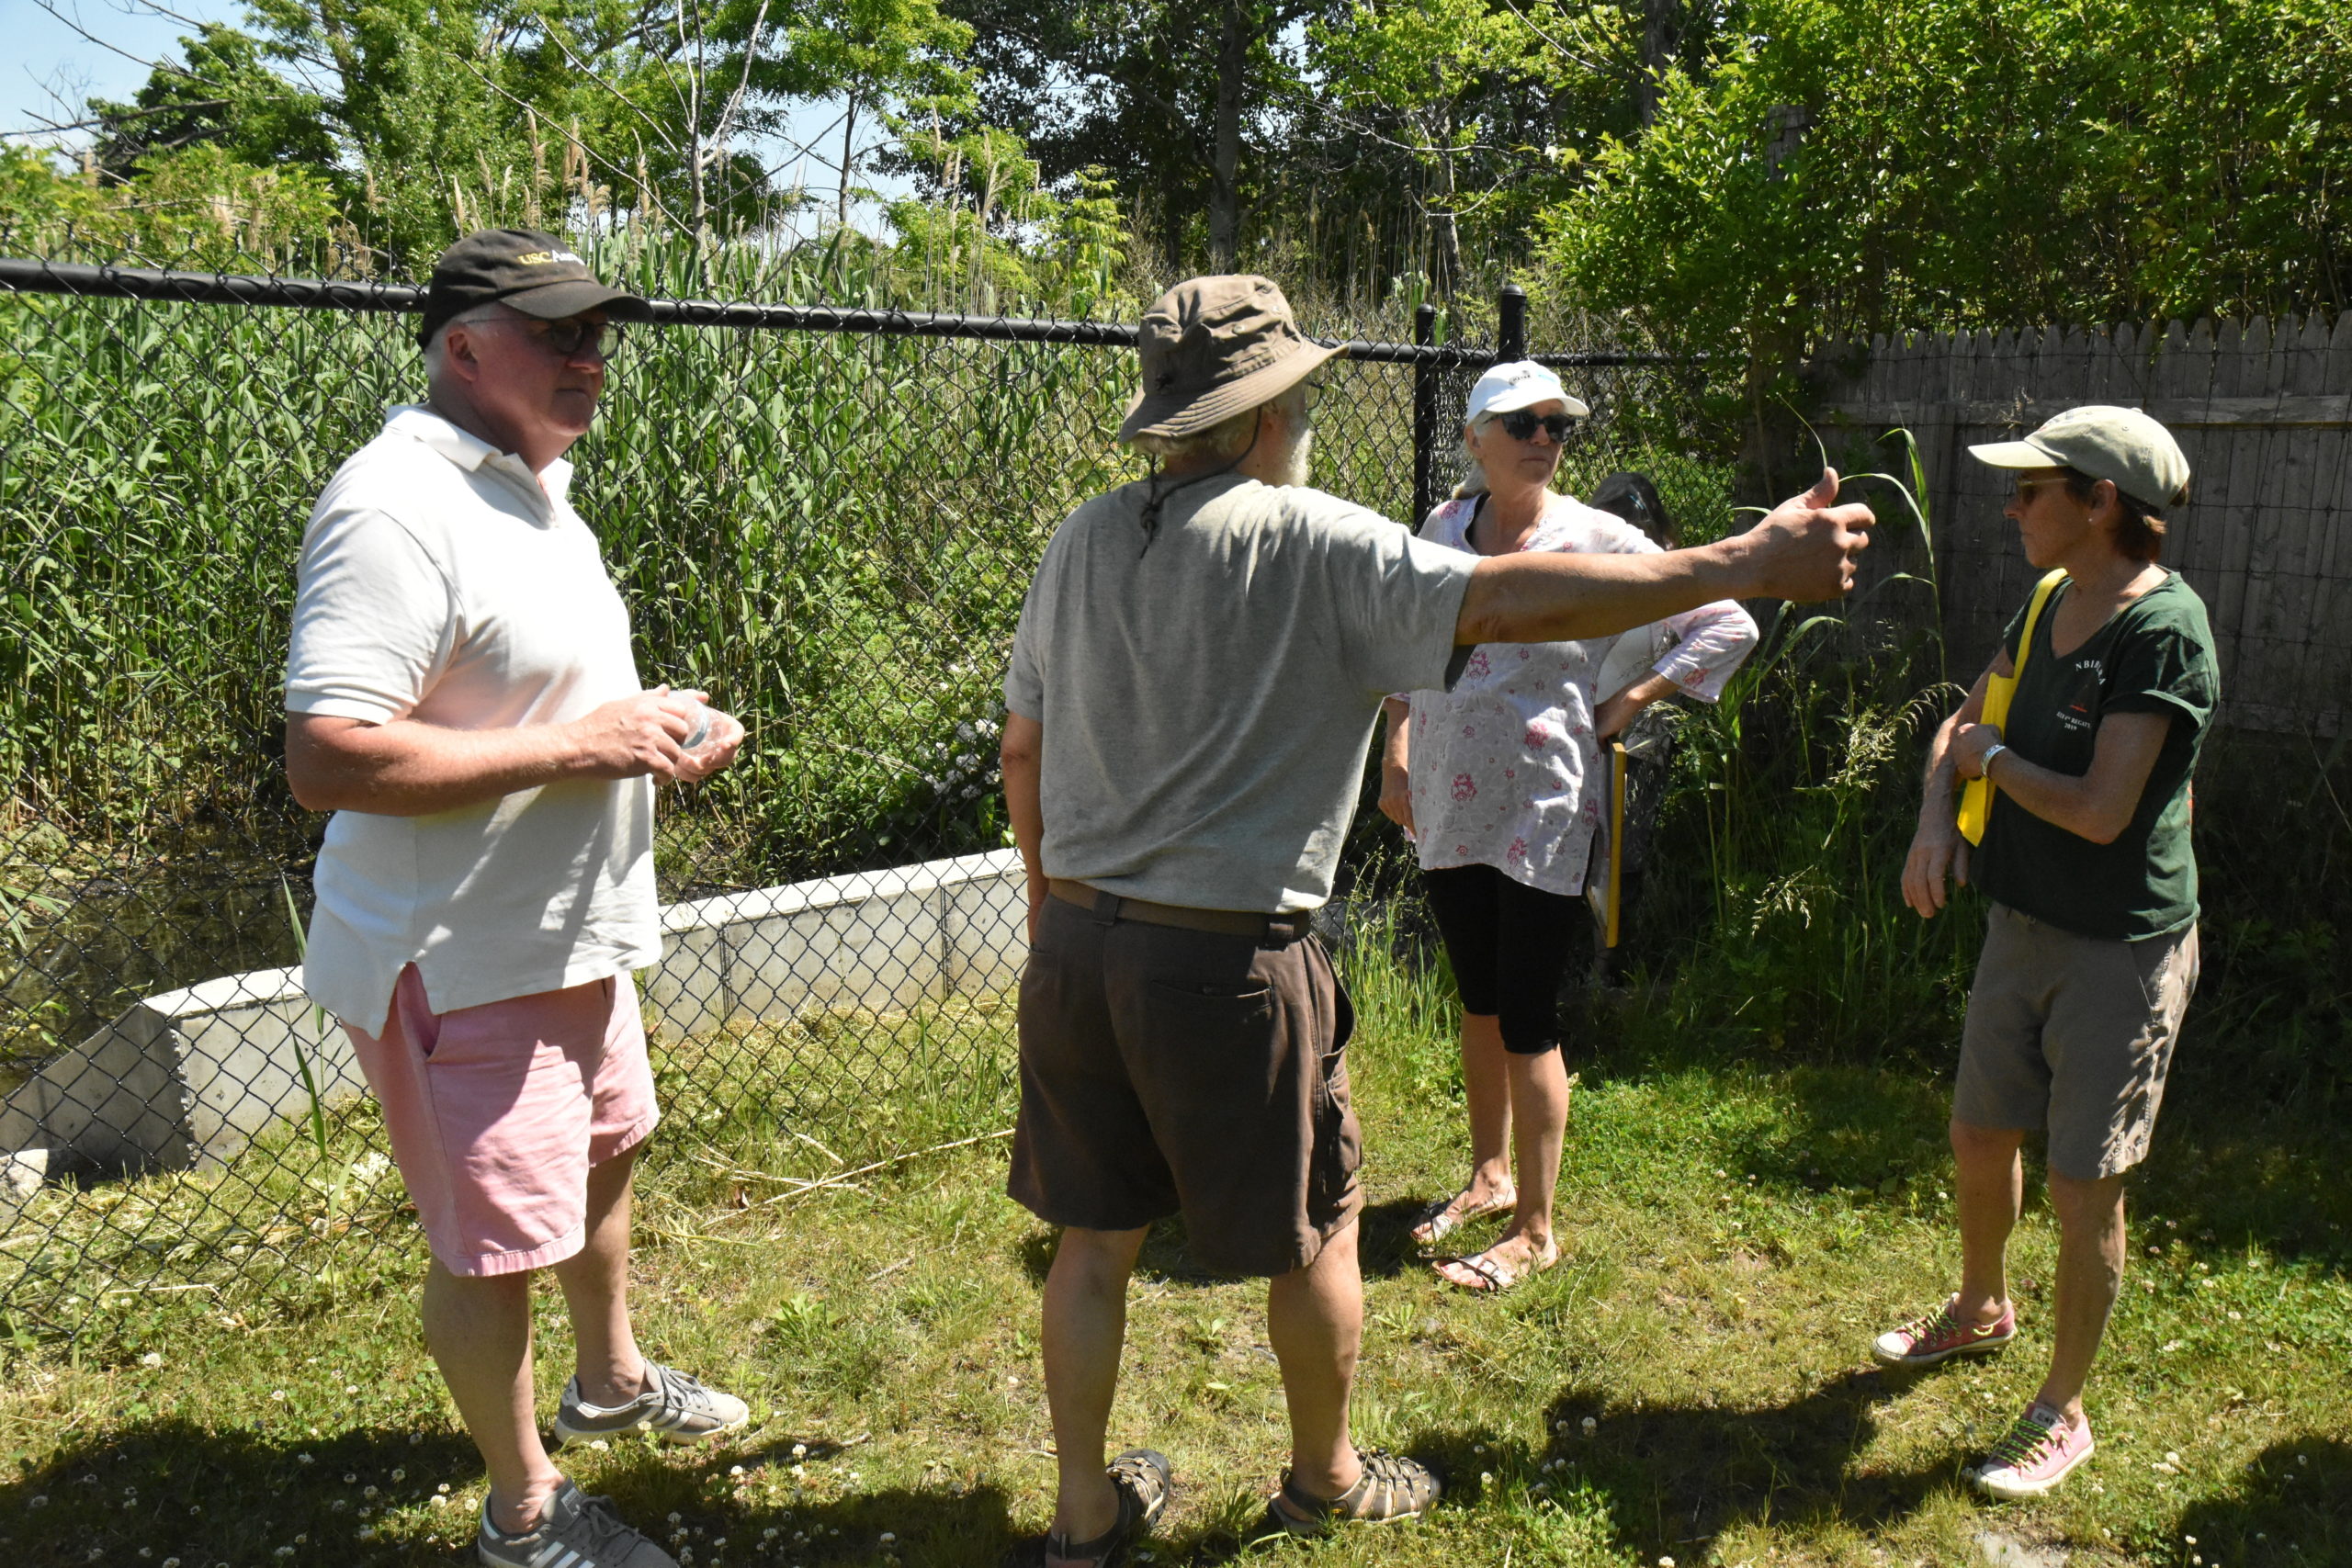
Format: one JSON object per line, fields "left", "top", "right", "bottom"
{"left": 345, "top": 964, "right": 661, "bottom": 1277}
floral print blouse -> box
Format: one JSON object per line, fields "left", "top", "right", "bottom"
{"left": 1405, "top": 492, "right": 1760, "bottom": 896}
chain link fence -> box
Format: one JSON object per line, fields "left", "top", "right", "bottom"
{"left": 0, "top": 239, "right": 1717, "bottom": 1337}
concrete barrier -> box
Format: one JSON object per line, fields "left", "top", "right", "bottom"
{"left": 0, "top": 848, "right": 1028, "bottom": 1176}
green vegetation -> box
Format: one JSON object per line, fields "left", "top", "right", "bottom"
{"left": 1, "top": 931, "right": 2346, "bottom": 1565}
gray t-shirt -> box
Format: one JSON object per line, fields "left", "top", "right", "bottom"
{"left": 1004, "top": 475, "right": 1476, "bottom": 912}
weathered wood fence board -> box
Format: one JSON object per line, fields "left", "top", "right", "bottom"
{"left": 1810, "top": 315, "right": 2352, "bottom": 737}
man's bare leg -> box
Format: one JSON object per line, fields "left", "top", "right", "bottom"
{"left": 1951, "top": 1118, "right": 2026, "bottom": 1325}
{"left": 1042, "top": 1224, "right": 1148, "bottom": 1565}
{"left": 1267, "top": 1220, "right": 1363, "bottom": 1500}
{"left": 551, "top": 1146, "right": 649, "bottom": 1406}
{"left": 2038, "top": 1171, "right": 2128, "bottom": 1424}
{"left": 422, "top": 1264, "right": 560, "bottom": 1535}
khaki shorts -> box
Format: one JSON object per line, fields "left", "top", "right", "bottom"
{"left": 1008, "top": 892, "right": 1361, "bottom": 1277}
{"left": 1954, "top": 904, "right": 2199, "bottom": 1181}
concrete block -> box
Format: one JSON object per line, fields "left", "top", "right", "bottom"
{"left": 2, "top": 848, "right": 1035, "bottom": 1175}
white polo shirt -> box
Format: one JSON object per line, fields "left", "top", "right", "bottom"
{"left": 285, "top": 405, "right": 660, "bottom": 1034}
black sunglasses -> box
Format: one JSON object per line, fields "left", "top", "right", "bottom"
{"left": 1493, "top": 409, "right": 1577, "bottom": 443}
{"left": 514, "top": 316, "right": 628, "bottom": 359}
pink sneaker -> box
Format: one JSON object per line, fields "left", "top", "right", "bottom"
{"left": 1871, "top": 1295, "right": 2016, "bottom": 1367}
{"left": 1971, "top": 1402, "right": 2094, "bottom": 1499}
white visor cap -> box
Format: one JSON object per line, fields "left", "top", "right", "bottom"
{"left": 1465, "top": 359, "right": 1590, "bottom": 425}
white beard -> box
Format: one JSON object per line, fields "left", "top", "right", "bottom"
{"left": 1275, "top": 427, "right": 1314, "bottom": 489}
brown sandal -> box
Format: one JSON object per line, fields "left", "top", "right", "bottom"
{"left": 1255, "top": 1449, "right": 1442, "bottom": 1539}
{"left": 1032, "top": 1448, "right": 1172, "bottom": 1567}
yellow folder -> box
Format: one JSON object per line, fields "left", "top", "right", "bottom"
{"left": 1957, "top": 569, "right": 2067, "bottom": 846}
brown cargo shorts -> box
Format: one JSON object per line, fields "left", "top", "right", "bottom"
{"left": 1007, "top": 890, "right": 1362, "bottom": 1277}
{"left": 1954, "top": 903, "right": 2200, "bottom": 1181}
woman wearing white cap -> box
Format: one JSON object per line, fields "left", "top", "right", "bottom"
{"left": 1378, "top": 361, "right": 1758, "bottom": 1292}
{"left": 1889, "top": 406, "right": 2219, "bottom": 1499}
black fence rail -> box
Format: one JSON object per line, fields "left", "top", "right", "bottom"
{"left": 0, "top": 247, "right": 1716, "bottom": 1338}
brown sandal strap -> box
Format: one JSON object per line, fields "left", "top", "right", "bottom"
{"left": 1043, "top": 1449, "right": 1171, "bottom": 1564}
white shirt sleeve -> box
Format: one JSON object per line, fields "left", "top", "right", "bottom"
{"left": 1566, "top": 502, "right": 1760, "bottom": 704}
{"left": 284, "top": 508, "right": 456, "bottom": 724}
{"left": 1648, "top": 598, "right": 1761, "bottom": 703}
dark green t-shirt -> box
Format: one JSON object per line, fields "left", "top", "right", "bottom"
{"left": 1973, "top": 572, "right": 2220, "bottom": 940}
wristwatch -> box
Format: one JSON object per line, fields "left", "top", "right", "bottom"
{"left": 1979, "top": 742, "right": 2008, "bottom": 778}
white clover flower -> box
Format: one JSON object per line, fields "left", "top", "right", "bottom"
{"left": 140, "top": 1351, "right": 164, "bottom": 1368}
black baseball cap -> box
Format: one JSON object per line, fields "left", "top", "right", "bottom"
{"left": 417, "top": 228, "right": 650, "bottom": 349}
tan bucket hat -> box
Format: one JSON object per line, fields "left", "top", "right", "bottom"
{"left": 1119, "top": 275, "right": 1340, "bottom": 442}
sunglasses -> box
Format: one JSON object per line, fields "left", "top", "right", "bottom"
{"left": 2012, "top": 477, "right": 2073, "bottom": 507}
{"left": 1492, "top": 409, "right": 1577, "bottom": 443}
{"left": 513, "top": 316, "right": 628, "bottom": 359}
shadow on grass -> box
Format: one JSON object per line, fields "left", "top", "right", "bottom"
{"left": 1510, "top": 1369, "right": 1945, "bottom": 1561}
{"left": 2173, "top": 1437, "right": 2352, "bottom": 1567}
{"left": 1664, "top": 1060, "right": 2352, "bottom": 1281}
{"left": 0, "top": 1417, "right": 1019, "bottom": 1567}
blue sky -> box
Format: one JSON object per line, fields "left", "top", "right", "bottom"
{"left": 0, "top": 0, "right": 243, "bottom": 136}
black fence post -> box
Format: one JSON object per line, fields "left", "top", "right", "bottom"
{"left": 1498, "top": 282, "right": 1528, "bottom": 363}
{"left": 1411, "top": 301, "right": 1439, "bottom": 525}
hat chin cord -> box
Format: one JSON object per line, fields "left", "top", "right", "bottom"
{"left": 1135, "top": 404, "right": 1262, "bottom": 556}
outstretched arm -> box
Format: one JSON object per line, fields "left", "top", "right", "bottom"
{"left": 1454, "top": 469, "right": 1872, "bottom": 647}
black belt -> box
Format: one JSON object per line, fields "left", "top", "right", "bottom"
{"left": 1048, "top": 878, "right": 1310, "bottom": 947}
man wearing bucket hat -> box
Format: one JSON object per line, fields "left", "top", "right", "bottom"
{"left": 1893, "top": 406, "right": 2218, "bottom": 1501}
{"left": 998, "top": 275, "right": 1873, "bottom": 1562}
{"left": 285, "top": 230, "right": 749, "bottom": 1568}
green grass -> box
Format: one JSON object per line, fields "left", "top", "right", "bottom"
{"left": 1, "top": 937, "right": 2347, "bottom": 1567}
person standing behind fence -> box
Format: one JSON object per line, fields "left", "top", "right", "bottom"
{"left": 1586, "top": 471, "right": 1738, "bottom": 984}
{"left": 1893, "top": 406, "right": 2215, "bottom": 1501}
{"left": 282, "top": 230, "right": 752, "bottom": 1568}
{"left": 997, "top": 276, "right": 1872, "bottom": 1565}
{"left": 1377, "top": 378, "right": 1758, "bottom": 1294}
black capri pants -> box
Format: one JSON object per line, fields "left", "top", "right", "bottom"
{"left": 1420, "top": 863, "right": 1589, "bottom": 1055}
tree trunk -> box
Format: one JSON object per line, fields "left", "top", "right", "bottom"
{"left": 837, "top": 96, "right": 857, "bottom": 229}
{"left": 1208, "top": 0, "right": 1246, "bottom": 271}
{"left": 1429, "top": 135, "right": 1464, "bottom": 301}
{"left": 1639, "top": 0, "right": 1680, "bottom": 128}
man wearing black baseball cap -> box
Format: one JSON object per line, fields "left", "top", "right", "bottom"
{"left": 416, "top": 227, "right": 651, "bottom": 348}
{"left": 286, "top": 231, "right": 742, "bottom": 1568}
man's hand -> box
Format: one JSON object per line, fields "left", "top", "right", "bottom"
{"left": 1951, "top": 722, "right": 2004, "bottom": 780}
{"left": 668, "top": 694, "right": 748, "bottom": 784}
{"left": 1377, "top": 763, "right": 1414, "bottom": 835}
{"left": 1902, "top": 818, "right": 1971, "bottom": 919}
{"left": 1728, "top": 468, "right": 1875, "bottom": 603}
{"left": 566, "top": 688, "right": 706, "bottom": 780}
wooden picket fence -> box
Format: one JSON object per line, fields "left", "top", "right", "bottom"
{"left": 1807, "top": 316, "right": 2352, "bottom": 737}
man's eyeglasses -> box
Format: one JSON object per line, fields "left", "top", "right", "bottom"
{"left": 514, "top": 316, "right": 628, "bottom": 360}
{"left": 1492, "top": 409, "right": 1577, "bottom": 444}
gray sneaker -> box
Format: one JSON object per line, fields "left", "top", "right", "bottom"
{"left": 554, "top": 1359, "right": 751, "bottom": 1447}
{"left": 477, "top": 1480, "right": 675, "bottom": 1567}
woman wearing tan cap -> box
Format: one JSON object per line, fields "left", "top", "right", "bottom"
{"left": 1892, "top": 405, "right": 2219, "bottom": 1500}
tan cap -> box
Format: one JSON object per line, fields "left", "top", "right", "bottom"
{"left": 1119, "top": 276, "right": 1340, "bottom": 442}
{"left": 1968, "top": 404, "right": 2190, "bottom": 509}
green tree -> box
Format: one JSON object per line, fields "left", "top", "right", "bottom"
{"left": 1546, "top": 0, "right": 2352, "bottom": 359}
